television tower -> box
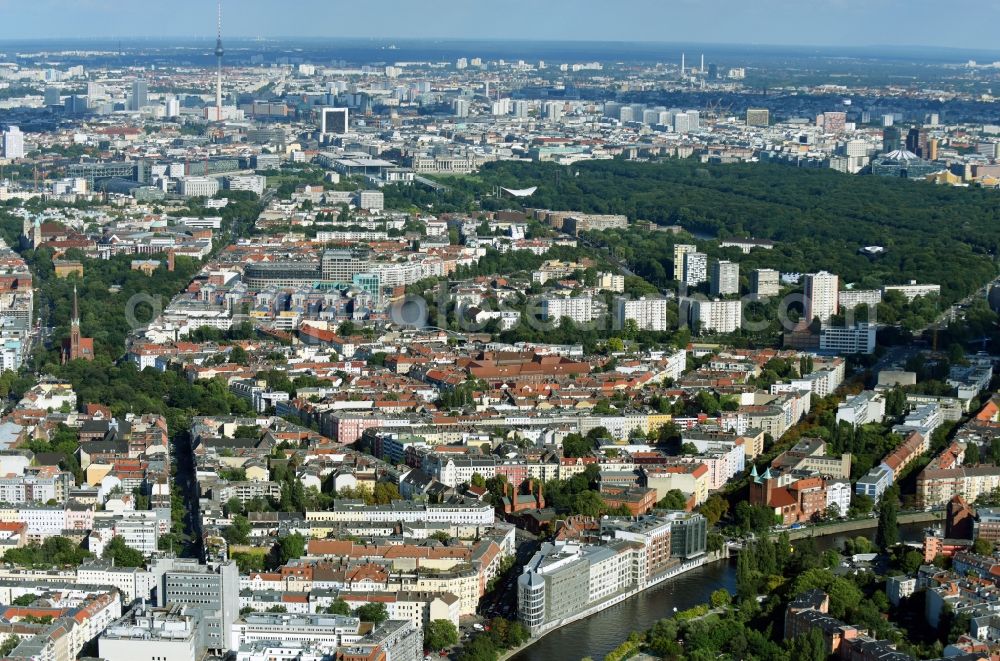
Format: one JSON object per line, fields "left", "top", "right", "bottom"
{"left": 214, "top": 0, "right": 224, "bottom": 120}
{"left": 680, "top": 53, "right": 685, "bottom": 76}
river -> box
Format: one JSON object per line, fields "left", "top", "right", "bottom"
{"left": 510, "top": 522, "right": 933, "bottom": 661}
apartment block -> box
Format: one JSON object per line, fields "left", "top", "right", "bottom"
{"left": 803, "top": 271, "right": 838, "bottom": 325}
{"left": 710, "top": 260, "right": 739, "bottom": 296}
{"left": 687, "top": 298, "right": 741, "bottom": 334}
{"left": 751, "top": 268, "right": 780, "bottom": 297}
{"left": 682, "top": 252, "right": 708, "bottom": 287}
{"left": 614, "top": 296, "right": 668, "bottom": 331}
{"left": 672, "top": 244, "right": 696, "bottom": 281}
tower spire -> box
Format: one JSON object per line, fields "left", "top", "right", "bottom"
{"left": 215, "top": 0, "right": 224, "bottom": 120}
{"left": 72, "top": 285, "right": 79, "bottom": 323}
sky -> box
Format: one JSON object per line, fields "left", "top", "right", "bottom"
{"left": 0, "top": 0, "right": 999, "bottom": 52}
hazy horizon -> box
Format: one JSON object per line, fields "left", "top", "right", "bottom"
{"left": 1, "top": 0, "right": 1000, "bottom": 54}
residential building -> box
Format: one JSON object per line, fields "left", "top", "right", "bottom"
{"left": 746, "top": 109, "right": 770, "bottom": 127}
{"left": 304, "top": 502, "right": 494, "bottom": 527}
{"left": 882, "top": 283, "right": 940, "bottom": 301}
{"left": 836, "top": 391, "right": 886, "bottom": 428}
{"left": 2, "top": 126, "right": 25, "bottom": 160}
{"left": 672, "top": 244, "right": 696, "bottom": 281}
{"left": 838, "top": 289, "right": 882, "bottom": 311}
{"left": 803, "top": 271, "right": 838, "bottom": 325}
{"left": 687, "top": 298, "right": 741, "bottom": 334}
{"left": 642, "top": 463, "right": 710, "bottom": 506}
{"left": 710, "top": 260, "right": 739, "bottom": 296}
{"left": 336, "top": 591, "right": 460, "bottom": 631}
{"left": 614, "top": 297, "right": 667, "bottom": 331}
{"left": 596, "top": 272, "right": 625, "bottom": 293}
{"left": 541, "top": 296, "right": 594, "bottom": 324}
{"left": 771, "top": 438, "right": 852, "bottom": 480}
{"left": 517, "top": 513, "right": 704, "bottom": 633}
{"left": 751, "top": 269, "right": 780, "bottom": 297}
{"left": 682, "top": 252, "right": 708, "bottom": 287}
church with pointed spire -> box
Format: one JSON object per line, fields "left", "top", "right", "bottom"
{"left": 62, "top": 286, "right": 94, "bottom": 363}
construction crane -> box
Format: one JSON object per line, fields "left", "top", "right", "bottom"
{"left": 703, "top": 98, "right": 733, "bottom": 119}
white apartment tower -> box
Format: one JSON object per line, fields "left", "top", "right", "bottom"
{"left": 673, "top": 244, "right": 696, "bottom": 281}
{"left": 689, "top": 298, "right": 742, "bottom": 334}
{"left": 2, "top": 126, "right": 25, "bottom": 160}
{"left": 615, "top": 297, "right": 668, "bottom": 332}
{"left": 710, "top": 260, "right": 740, "bottom": 296}
{"left": 682, "top": 252, "right": 708, "bottom": 287}
{"left": 803, "top": 271, "right": 839, "bottom": 325}
{"left": 751, "top": 269, "right": 780, "bottom": 297}
{"left": 541, "top": 296, "right": 594, "bottom": 324}
{"left": 543, "top": 101, "right": 563, "bottom": 121}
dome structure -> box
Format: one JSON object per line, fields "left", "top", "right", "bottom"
{"left": 880, "top": 149, "right": 921, "bottom": 163}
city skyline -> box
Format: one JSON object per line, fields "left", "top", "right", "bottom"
{"left": 2, "top": 3, "right": 1000, "bottom": 660}
{"left": 2, "top": 0, "right": 1000, "bottom": 52}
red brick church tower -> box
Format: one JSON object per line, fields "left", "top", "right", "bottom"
{"left": 62, "top": 286, "right": 94, "bottom": 363}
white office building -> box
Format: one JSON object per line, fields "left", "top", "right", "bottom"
{"left": 100, "top": 604, "right": 198, "bottom": 661}
{"left": 224, "top": 175, "right": 266, "bottom": 197}
{"left": 154, "top": 558, "right": 240, "bottom": 653}
{"left": 178, "top": 177, "right": 220, "bottom": 198}
{"left": 355, "top": 190, "right": 384, "bottom": 211}
{"left": 819, "top": 323, "right": 877, "bottom": 355}
{"left": 231, "top": 613, "right": 362, "bottom": 652}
